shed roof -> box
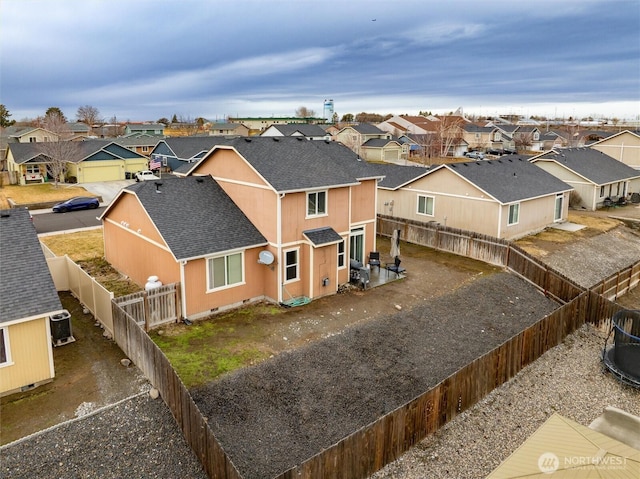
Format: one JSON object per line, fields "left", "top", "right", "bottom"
{"left": 0, "top": 208, "right": 62, "bottom": 323}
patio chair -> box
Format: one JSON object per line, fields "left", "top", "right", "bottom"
{"left": 368, "top": 252, "right": 381, "bottom": 273}
{"left": 385, "top": 256, "right": 406, "bottom": 278}
{"left": 603, "top": 197, "right": 614, "bottom": 209}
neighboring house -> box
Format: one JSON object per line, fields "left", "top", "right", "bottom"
{"left": 531, "top": 148, "right": 640, "bottom": 210}
{"left": 227, "top": 117, "right": 326, "bottom": 134}
{"left": 590, "top": 130, "right": 640, "bottom": 173}
{"left": 377, "top": 115, "right": 436, "bottom": 135}
{"left": 540, "top": 131, "right": 567, "bottom": 150}
{"left": 65, "top": 122, "right": 91, "bottom": 140}
{"left": 361, "top": 137, "right": 406, "bottom": 163}
{"left": 103, "top": 137, "right": 382, "bottom": 320}
{"left": 113, "top": 135, "right": 165, "bottom": 158}
{"left": 1, "top": 126, "right": 59, "bottom": 168}
{"left": 375, "top": 157, "right": 573, "bottom": 240}
{"left": 260, "top": 123, "right": 330, "bottom": 140}
{"left": 207, "top": 122, "right": 250, "bottom": 137}
{"left": 462, "top": 124, "right": 502, "bottom": 152}
{"left": 123, "top": 123, "right": 165, "bottom": 136}
{"left": 333, "top": 123, "right": 392, "bottom": 160}
{"left": 0, "top": 208, "right": 64, "bottom": 397}
{"left": 6, "top": 140, "right": 149, "bottom": 184}
{"left": 513, "top": 126, "right": 542, "bottom": 151}
{"left": 149, "top": 137, "right": 232, "bottom": 172}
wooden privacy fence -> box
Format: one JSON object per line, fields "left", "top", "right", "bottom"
{"left": 378, "top": 215, "right": 586, "bottom": 304}
{"left": 590, "top": 260, "right": 640, "bottom": 301}
{"left": 274, "top": 291, "right": 623, "bottom": 479}
{"left": 111, "top": 302, "right": 242, "bottom": 479}
{"left": 113, "top": 283, "right": 181, "bottom": 331}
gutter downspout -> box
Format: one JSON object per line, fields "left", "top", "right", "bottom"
{"left": 277, "top": 192, "right": 284, "bottom": 303}
{"left": 180, "top": 260, "right": 187, "bottom": 319}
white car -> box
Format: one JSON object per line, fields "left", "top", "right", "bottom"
{"left": 135, "top": 170, "right": 160, "bottom": 182}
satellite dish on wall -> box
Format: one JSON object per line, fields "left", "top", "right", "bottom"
{"left": 258, "top": 250, "right": 275, "bottom": 265}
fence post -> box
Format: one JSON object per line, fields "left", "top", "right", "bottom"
{"left": 175, "top": 283, "right": 182, "bottom": 322}
{"left": 143, "top": 291, "right": 150, "bottom": 332}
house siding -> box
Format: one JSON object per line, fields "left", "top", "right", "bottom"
{"left": 0, "top": 317, "right": 54, "bottom": 396}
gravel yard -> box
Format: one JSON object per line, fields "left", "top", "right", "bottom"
{"left": 192, "top": 272, "right": 559, "bottom": 479}
{"left": 1, "top": 393, "right": 207, "bottom": 479}
{"left": 371, "top": 323, "right": 640, "bottom": 479}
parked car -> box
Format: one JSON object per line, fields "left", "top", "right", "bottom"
{"left": 464, "top": 151, "right": 485, "bottom": 160}
{"left": 135, "top": 170, "right": 160, "bottom": 182}
{"left": 52, "top": 196, "right": 100, "bottom": 213}
{"left": 503, "top": 149, "right": 517, "bottom": 155}
{"left": 487, "top": 149, "right": 504, "bottom": 156}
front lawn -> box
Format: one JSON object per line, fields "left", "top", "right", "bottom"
{"left": 0, "top": 183, "right": 96, "bottom": 209}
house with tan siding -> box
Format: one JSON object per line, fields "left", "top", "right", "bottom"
{"left": 373, "top": 157, "right": 573, "bottom": 240}
{"left": 590, "top": 130, "right": 640, "bottom": 177}
{"left": 531, "top": 148, "right": 640, "bottom": 210}
{"left": 102, "top": 137, "right": 382, "bottom": 320}
{"left": 1, "top": 208, "right": 64, "bottom": 397}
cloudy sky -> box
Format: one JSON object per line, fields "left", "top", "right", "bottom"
{"left": 1, "top": 0, "right": 639, "bottom": 123}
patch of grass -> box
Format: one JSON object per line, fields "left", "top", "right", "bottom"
{"left": 0, "top": 183, "right": 96, "bottom": 208}
{"left": 151, "top": 318, "right": 272, "bottom": 387}
{"left": 40, "top": 229, "right": 104, "bottom": 261}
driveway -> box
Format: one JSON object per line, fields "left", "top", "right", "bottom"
{"left": 81, "top": 179, "right": 135, "bottom": 205}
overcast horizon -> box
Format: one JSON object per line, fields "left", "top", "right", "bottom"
{"left": 1, "top": 0, "right": 639, "bottom": 123}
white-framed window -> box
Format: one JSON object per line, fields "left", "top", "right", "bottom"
{"left": 26, "top": 165, "right": 40, "bottom": 175}
{"left": 554, "top": 194, "right": 563, "bottom": 221}
{"left": 533, "top": 132, "right": 539, "bottom": 140}
{"left": 307, "top": 190, "right": 327, "bottom": 217}
{"left": 337, "top": 240, "right": 346, "bottom": 269}
{"left": 600, "top": 186, "right": 606, "bottom": 198}
{"left": 142, "top": 146, "right": 149, "bottom": 152}
{"left": 284, "top": 248, "right": 299, "bottom": 282}
{"left": 29, "top": 137, "right": 37, "bottom": 142}
{"left": 207, "top": 252, "right": 244, "bottom": 291}
{"left": 0, "top": 328, "right": 11, "bottom": 367}
{"left": 417, "top": 195, "right": 434, "bottom": 216}
{"left": 508, "top": 203, "right": 520, "bottom": 225}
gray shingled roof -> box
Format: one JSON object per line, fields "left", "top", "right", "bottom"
{"left": 5, "top": 143, "right": 49, "bottom": 164}
{"left": 122, "top": 176, "right": 267, "bottom": 261}
{"left": 268, "top": 124, "right": 328, "bottom": 137}
{"left": 447, "top": 157, "right": 573, "bottom": 204}
{"left": 196, "top": 137, "right": 382, "bottom": 192}
{"left": 157, "top": 137, "right": 234, "bottom": 160}
{"left": 534, "top": 148, "right": 640, "bottom": 185}
{"left": 351, "top": 123, "right": 386, "bottom": 135}
{"left": 463, "top": 124, "right": 495, "bottom": 133}
{"left": 368, "top": 163, "right": 431, "bottom": 189}
{"left": 362, "top": 138, "right": 398, "bottom": 148}
{"left": 303, "top": 227, "right": 343, "bottom": 246}
{"left": 0, "top": 208, "right": 62, "bottom": 323}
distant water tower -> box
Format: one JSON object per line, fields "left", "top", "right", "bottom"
{"left": 323, "top": 99, "right": 334, "bottom": 122}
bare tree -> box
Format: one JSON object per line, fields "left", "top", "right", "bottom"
{"left": 433, "top": 117, "right": 464, "bottom": 157}
{"left": 37, "top": 114, "right": 82, "bottom": 187}
{"left": 76, "top": 105, "right": 100, "bottom": 129}
{"left": 295, "top": 106, "right": 316, "bottom": 118}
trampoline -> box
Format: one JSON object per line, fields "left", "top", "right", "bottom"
{"left": 602, "top": 309, "right": 640, "bottom": 388}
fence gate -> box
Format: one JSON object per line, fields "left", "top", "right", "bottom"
{"left": 113, "top": 283, "right": 180, "bottom": 331}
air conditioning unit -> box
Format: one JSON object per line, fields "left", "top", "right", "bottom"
{"left": 50, "top": 310, "right": 75, "bottom": 346}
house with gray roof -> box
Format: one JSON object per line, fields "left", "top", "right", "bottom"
{"left": 260, "top": 123, "right": 330, "bottom": 140}
{"left": 531, "top": 148, "right": 640, "bottom": 210}
{"left": 375, "top": 158, "right": 573, "bottom": 240}
{"left": 6, "top": 140, "right": 149, "bottom": 184}
{"left": 206, "top": 122, "right": 249, "bottom": 137}
{"left": 333, "top": 123, "right": 405, "bottom": 162}
{"left": 123, "top": 123, "right": 165, "bottom": 136}
{"left": 104, "top": 137, "right": 383, "bottom": 318}
{"left": 149, "top": 137, "right": 234, "bottom": 172}
{"left": 0, "top": 208, "right": 64, "bottom": 396}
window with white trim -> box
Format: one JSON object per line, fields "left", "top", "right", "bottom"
{"left": 600, "top": 186, "right": 605, "bottom": 197}
{"left": 508, "top": 203, "right": 520, "bottom": 225}
{"left": 337, "top": 240, "right": 346, "bottom": 268}
{"left": 554, "top": 194, "right": 563, "bottom": 221}
{"left": 207, "top": 252, "right": 243, "bottom": 290}
{"left": 26, "top": 165, "right": 40, "bottom": 175}
{"left": 417, "top": 195, "right": 434, "bottom": 216}
{"left": 284, "top": 248, "right": 299, "bottom": 282}
{"left": 0, "top": 328, "right": 10, "bottom": 366}
{"left": 307, "top": 191, "right": 327, "bottom": 217}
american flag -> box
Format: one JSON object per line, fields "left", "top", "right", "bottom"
{"left": 150, "top": 159, "right": 161, "bottom": 170}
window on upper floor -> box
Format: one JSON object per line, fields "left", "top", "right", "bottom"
{"left": 307, "top": 190, "right": 327, "bottom": 217}
{"left": 533, "top": 132, "right": 539, "bottom": 140}
{"left": 508, "top": 203, "right": 520, "bottom": 225}
{"left": 417, "top": 195, "right": 434, "bottom": 216}
{"left": 207, "top": 252, "right": 244, "bottom": 291}
{"left": 284, "top": 248, "right": 299, "bottom": 282}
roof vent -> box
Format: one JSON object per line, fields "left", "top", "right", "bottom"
{"left": 325, "top": 138, "right": 331, "bottom": 144}
{"left": 244, "top": 137, "right": 252, "bottom": 142}
{"left": 154, "top": 181, "right": 163, "bottom": 193}
{"left": 196, "top": 177, "right": 204, "bottom": 183}
{"left": 296, "top": 136, "right": 304, "bottom": 141}
{"left": 0, "top": 211, "right": 11, "bottom": 218}
{"left": 273, "top": 137, "right": 280, "bottom": 141}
